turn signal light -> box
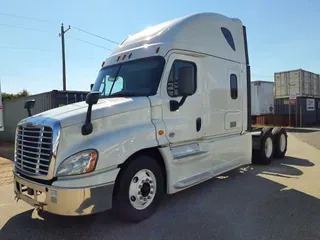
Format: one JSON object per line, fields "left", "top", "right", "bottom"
{"left": 158, "top": 130, "right": 164, "bottom": 135}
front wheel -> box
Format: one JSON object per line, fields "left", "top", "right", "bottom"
{"left": 112, "top": 155, "right": 164, "bottom": 222}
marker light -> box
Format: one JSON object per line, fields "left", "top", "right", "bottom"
{"left": 158, "top": 130, "right": 164, "bottom": 135}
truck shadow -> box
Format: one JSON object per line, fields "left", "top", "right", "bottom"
{"left": 0, "top": 143, "right": 14, "bottom": 161}
{"left": 1, "top": 156, "right": 319, "bottom": 240}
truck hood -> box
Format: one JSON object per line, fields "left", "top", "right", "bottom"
{"left": 30, "top": 97, "right": 150, "bottom": 128}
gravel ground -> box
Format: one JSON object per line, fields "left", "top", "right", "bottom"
{"left": 0, "top": 144, "right": 13, "bottom": 187}
{"left": 0, "top": 159, "right": 13, "bottom": 187}
{"left": 0, "top": 133, "right": 319, "bottom": 240}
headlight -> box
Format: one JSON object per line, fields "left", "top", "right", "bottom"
{"left": 57, "top": 149, "right": 98, "bottom": 176}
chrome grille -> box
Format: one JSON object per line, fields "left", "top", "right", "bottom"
{"left": 15, "top": 125, "right": 53, "bottom": 176}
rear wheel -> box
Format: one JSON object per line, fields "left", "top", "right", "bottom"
{"left": 252, "top": 130, "right": 274, "bottom": 165}
{"left": 272, "top": 128, "right": 288, "bottom": 158}
{"left": 112, "top": 155, "right": 164, "bottom": 222}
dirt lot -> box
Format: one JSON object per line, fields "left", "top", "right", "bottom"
{"left": 0, "top": 144, "right": 14, "bottom": 186}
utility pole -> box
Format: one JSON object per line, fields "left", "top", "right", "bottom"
{"left": 59, "top": 23, "right": 70, "bottom": 91}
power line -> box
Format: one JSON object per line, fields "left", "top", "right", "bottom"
{"left": 0, "top": 45, "right": 97, "bottom": 60}
{"left": 0, "top": 12, "right": 119, "bottom": 45}
{"left": 67, "top": 36, "right": 113, "bottom": 51}
{"left": 0, "top": 46, "right": 58, "bottom": 52}
{"left": 71, "top": 26, "right": 119, "bottom": 45}
{"left": 0, "top": 23, "right": 49, "bottom": 32}
{"left": 0, "top": 12, "right": 53, "bottom": 23}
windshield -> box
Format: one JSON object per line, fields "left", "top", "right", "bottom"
{"left": 92, "top": 56, "right": 165, "bottom": 98}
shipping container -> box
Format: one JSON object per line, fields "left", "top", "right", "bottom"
{"left": 251, "top": 81, "right": 274, "bottom": 116}
{"left": 274, "top": 69, "right": 320, "bottom": 99}
{"left": 0, "top": 90, "right": 89, "bottom": 142}
{"left": 274, "top": 97, "right": 317, "bottom": 126}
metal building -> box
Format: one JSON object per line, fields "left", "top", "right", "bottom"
{"left": 0, "top": 90, "right": 89, "bottom": 142}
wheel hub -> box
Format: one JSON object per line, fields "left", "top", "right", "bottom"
{"left": 129, "top": 169, "right": 157, "bottom": 210}
{"left": 264, "top": 137, "right": 273, "bottom": 158}
{"left": 141, "top": 183, "right": 151, "bottom": 197}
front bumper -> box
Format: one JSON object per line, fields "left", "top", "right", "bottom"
{"left": 14, "top": 172, "right": 115, "bottom": 216}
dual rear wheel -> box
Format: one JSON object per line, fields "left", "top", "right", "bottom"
{"left": 252, "top": 128, "right": 287, "bottom": 165}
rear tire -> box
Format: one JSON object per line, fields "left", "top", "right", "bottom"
{"left": 252, "top": 130, "right": 274, "bottom": 165}
{"left": 272, "top": 128, "right": 288, "bottom": 158}
{"left": 112, "top": 155, "right": 164, "bottom": 222}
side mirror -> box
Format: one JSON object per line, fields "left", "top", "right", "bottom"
{"left": 24, "top": 99, "right": 35, "bottom": 117}
{"left": 178, "top": 66, "right": 195, "bottom": 96}
{"left": 86, "top": 91, "right": 100, "bottom": 105}
{"left": 90, "top": 84, "right": 94, "bottom": 90}
{"left": 82, "top": 91, "right": 100, "bottom": 136}
{"left": 169, "top": 66, "right": 195, "bottom": 112}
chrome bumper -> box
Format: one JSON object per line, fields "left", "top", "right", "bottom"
{"left": 14, "top": 172, "right": 115, "bottom": 216}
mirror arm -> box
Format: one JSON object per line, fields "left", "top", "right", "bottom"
{"left": 81, "top": 104, "right": 93, "bottom": 135}
{"left": 170, "top": 96, "right": 188, "bottom": 112}
{"left": 179, "top": 96, "right": 187, "bottom": 106}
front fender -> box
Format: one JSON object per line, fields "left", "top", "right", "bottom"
{"left": 54, "top": 109, "right": 159, "bottom": 175}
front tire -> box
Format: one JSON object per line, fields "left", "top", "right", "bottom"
{"left": 112, "top": 155, "right": 164, "bottom": 222}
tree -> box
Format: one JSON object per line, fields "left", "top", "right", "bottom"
{"left": 2, "top": 89, "right": 30, "bottom": 101}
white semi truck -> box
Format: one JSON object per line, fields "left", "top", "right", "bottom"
{"left": 13, "top": 12, "right": 288, "bottom": 222}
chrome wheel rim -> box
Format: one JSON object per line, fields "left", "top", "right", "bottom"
{"left": 265, "top": 137, "right": 273, "bottom": 158}
{"left": 129, "top": 169, "right": 157, "bottom": 210}
{"left": 280, "top": 134, "right": 286, "bottom": 152}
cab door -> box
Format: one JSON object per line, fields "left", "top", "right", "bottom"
{"left": 160, "top": 53, "right": 204, "bottom": 144}
{"left": 224, "top": 67, "right": 242, "bottom": 133}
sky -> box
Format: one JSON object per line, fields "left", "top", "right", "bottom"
{"left": 0, "top": 0, "right": 320, "bottom": 94}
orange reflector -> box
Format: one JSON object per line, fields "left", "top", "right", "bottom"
{"left": 156, "top": 47, "right": 160, "bottom": 53}
{"left": 117, "top": 56, "right": 120, "bottom": 61}
{"left": 158, "top": 130, "right": 164, "bottom": 135}
{"left": 128, "top": 53, "right": 132, "bottom": 59}
{"left": 85, "top": 151, "right": 98, "bottom": 173}
{"left": 122, "top": 55, "right": 126, "bottom": 60}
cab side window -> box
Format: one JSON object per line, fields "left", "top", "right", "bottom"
{"left": 230, "top": 74, "right": 238, "bottom": 99}
{"left": 167, "top": 60, "right": 197, "bottom": 97}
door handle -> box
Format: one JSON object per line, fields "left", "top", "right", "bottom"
{"left": 196, "top": 117, "right": 201, "bottom": 132}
